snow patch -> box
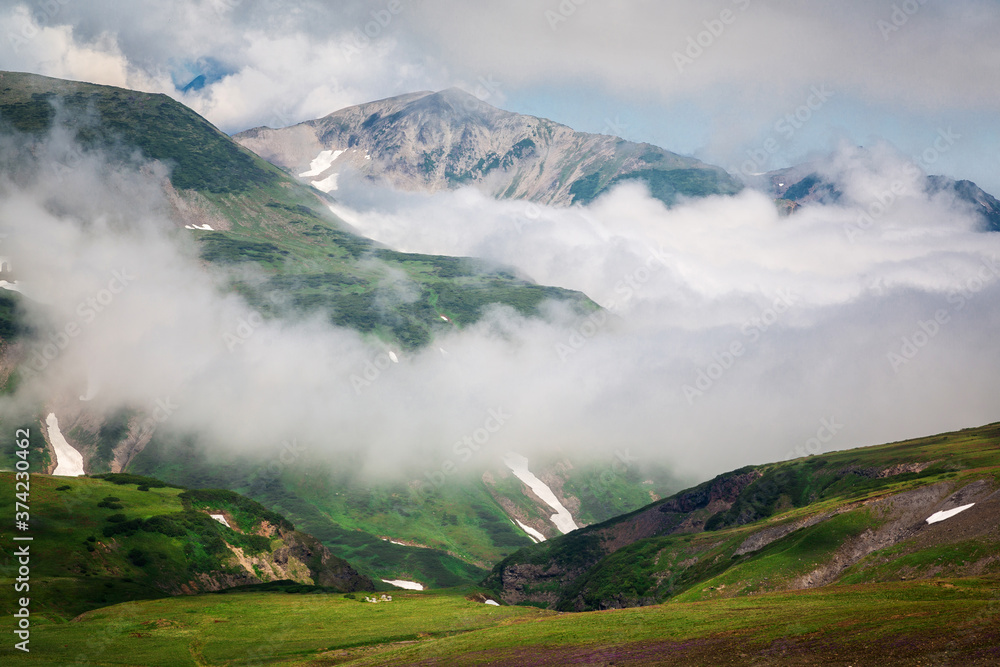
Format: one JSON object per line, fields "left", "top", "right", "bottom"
{"left": 46, "top": 413, "right": 85, "bottom": 476}
{"left": 514, "top": 518, "right": 546, "bottom": 543}
{"left": 311, "top": 173, "right": 339, "bottom": 193}
{"left": 0, "top": 280, "right": 21, "bottom": 292}
{"left": 503, "top": 452, "right": 579, "bottom": 534}
{"left": 484, "top": 599, "right": 500, "bottom": 606}
{"left": 210, "top": 514, "right": 231, "bottom": 528}
{"left": 184, "top": 224, "right": 213, "bottom": 230}
{"left": 926, "top": 503, "right": 975, "bottom": 524}
{"left": 298, "top": 149, "right": 344, "bottom": 178}
{"left": 382, "top": 579, "right": 423, "bottom": 590}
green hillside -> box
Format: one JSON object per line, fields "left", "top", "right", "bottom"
{"left": 0, "top": 472, "right": 373, "bottom": 621}
{"left": 484, "top": 422, "right": 1000, "bottom": 611}
{"left": 126, "top": 434, "right": 680, "bottom": 590}
{"left": 0, "top": 71, "right": 596, "bottom": 351}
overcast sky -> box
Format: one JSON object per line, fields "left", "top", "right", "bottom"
{"left": 2, "top": 0, "right": 999, "bottom": 192}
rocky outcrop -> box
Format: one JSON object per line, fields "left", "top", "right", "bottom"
{"left": 733, "top": 512, "right": 833, "bottom": 556}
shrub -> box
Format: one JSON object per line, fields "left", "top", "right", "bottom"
{"left": 127, "top": 548, "right": 148, "bottom": 567}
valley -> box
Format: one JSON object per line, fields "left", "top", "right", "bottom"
{"left": 0, "top": 49, "right": 999, "bottom": 665}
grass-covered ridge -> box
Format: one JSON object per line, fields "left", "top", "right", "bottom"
{"left": 484, "top": 421, "right": 1000, "bottom": 611}
{"left": 0, "top": 71, "right": 276, "bottom": 194}
{"left": 0, "top": 472, "right": 373, "bottom": 620}
{"left": 0, "top": 70, "right": 598, "bottom": 353}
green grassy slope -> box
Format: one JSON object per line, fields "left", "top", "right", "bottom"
{"left": 0, "top": 472, "right": 373, "bottom": 621}
{"left": 3, "top": 579, "right": 996, "bottom": 665}
{"left": 127, "top": 432, "right": 683, "bottom": 590}
{"left": 485, "top": 422, "right": 1000, "bottom": 611}
{"left": 0, "top": 71, "right": 596, "bottom": 351}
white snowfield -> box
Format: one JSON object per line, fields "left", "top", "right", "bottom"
{"left": 298, "top": 149, "right": 344, "bottom": 178}
{"left": 0, "top": 280, "right": 21, "bottom": 292}
{"left": 210, "top": 514, "right": 231, "bottom": 528}
{"left": 299, "top": 149, "right": 345, "bottom": 192}
{"left": 484, "top": 599, "right": 500, "bottom": 606}
{"left": 46, "top": 413, "right": 85, "bottom": 476}
{"left": 926, "top": 503, "right": 975, "bottom": 524}
{"left": 503, "top": 452, "right": 579, "bottom": 534}
{"left": 184, "top": 223, "right": 213, "bottom": 230}
{"left": 382, "top": 579, "right": 423, "bottom": 590}
{"left": 514, "top": 518, "right": 546, "bottom": 543}
{"left": 311, "top": 172, "right": 339, "bottom": 193}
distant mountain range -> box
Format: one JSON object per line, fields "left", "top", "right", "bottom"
{"left": 234, "top": 88, "right": 742, "bottom": 207}
{"left": 760, "top": 164, "right": 1000, "bottom": 231}
{"left": 235, "top": 87, "right": 1000, "bottom": 235}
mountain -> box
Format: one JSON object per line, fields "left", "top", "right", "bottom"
{"left": 126, "top": 432, "right": 682, "bottom": 590}
{"left": 761, "top": 163, "right": 1000, "bottom": 230}
{"left": 483, "top": 421, "right": 1000, "bottom": 611}
{"left": 233, "top": 88, "right": 742, "bottom": 206}
{"left": 0, "top": 71, "right": 595, "bottom": 354}
{"left": 0, "top": 70, "right": 597, "bottom": 469}
{"left": 0, "top": 72, "right": 671, "bottom": 591}
{"left": 0, "top": 471, "right": 373, "bottom": 620}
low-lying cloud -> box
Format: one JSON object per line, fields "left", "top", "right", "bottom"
{"left": 2, "top": 131, "right": 999, "bottom": 488}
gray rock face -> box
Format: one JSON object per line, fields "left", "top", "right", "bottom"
{"left": 234, "top": 88, "right": 741, "bottom": 206}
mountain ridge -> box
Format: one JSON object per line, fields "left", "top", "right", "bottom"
{"left": 483, "top": 421, "right": 1000, "bottom": 611}
{"left": 234, "top": 87, "right": 743, "bottom": 206}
